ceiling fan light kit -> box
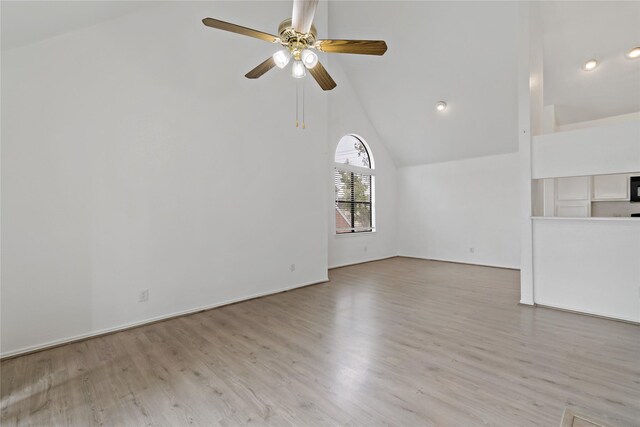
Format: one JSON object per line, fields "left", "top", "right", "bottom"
{"left": 291, "top": 60, "right": 307, "bottom": 78}
{"left": 273, "top": 49, "right": 291, "bottom": 68}
{"left": 202, "top": 0, "right": 387, "bottom": 127}
{"left": 301, "top": 49, "right": 318, "bottom": 69}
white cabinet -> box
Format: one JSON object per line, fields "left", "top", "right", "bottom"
{"left": 556, "top": 176, "right": 590, "bottom": 201}
{"left": 554, "top": 176, "right": 590, "bottom": 217}
{"left": 592, "top": 174, "right": 629, "bottom": 201}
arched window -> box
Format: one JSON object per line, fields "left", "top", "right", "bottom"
{"left": 334, "top": 135, "right": 375, "bottom": 234}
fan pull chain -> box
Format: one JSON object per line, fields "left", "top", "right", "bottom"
{"left": 294, "top": 81, "right": 306, "bottom": 130}
{"left": 302, "top": 80, "right": 306, "bottom": 130}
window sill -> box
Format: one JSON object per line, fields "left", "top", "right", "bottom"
{"left": 334, "top": 230, "right": 377, "bottom": 238}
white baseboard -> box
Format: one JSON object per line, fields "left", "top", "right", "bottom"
{"left": 534, "top": 302, "right": 640, "bottom": 325}
{"left": 328, "top": 255, "right": 397, "bottom": 270}
{"left": 330, "top": 255, "right": 519, "bottom": 271}
{"left": 398, "top": 254, "right": 520, "bottom": 271}
{"left": 0, "top": 277, "right": 328, "bottom": 360}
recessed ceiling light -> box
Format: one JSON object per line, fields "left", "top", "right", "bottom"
{"left": 626, "top": 47, "right": 640, "bottom": 59}
{"left": 436, "top": 101, "right": 447, "bottom": 112}
{"left": 582, "top": 59, "right": 598, "bottom": 71}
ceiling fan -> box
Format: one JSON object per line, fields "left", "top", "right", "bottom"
{"left": 202, "top": 0, "right": 387, "bottom": 91}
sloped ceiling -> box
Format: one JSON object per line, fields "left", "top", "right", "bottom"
{"left": 2, "top": 1, "right": 638, "bottom": 165}
{"left": 327, "top": 1, "right": 520, "bottom": 166}
{"left": 0, "top": 1, "right": 151, "bottom": 51}
{"left": 540, "top": 1, "right": 640, "bottom": 126}
{"left": 3, "top": 0, "right": 521, "bottom": 167}
{"left": 328, "top": 1, "right": 640, "bottom": 166}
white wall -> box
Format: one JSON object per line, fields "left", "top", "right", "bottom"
{"left": 397, "top": 153, "right": 520, "bottom": 269}
{"left": 533, "top": 218, "right": 640, "bottom": 322}
{"left": 1, "top": 2, "right": 331, "bottom": 357}
{"left": 532, "top": 121, "right": 640, "bottom": 179}
{"left": 326, "top": 63, "right": 397, "bottom": 268}
{"left": 554, "top": 111, "right": 640, "bottom": 132}
{"left": 529, "top": 117, "right": 640, "bottom": 321}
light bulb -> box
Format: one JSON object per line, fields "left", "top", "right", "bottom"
{"left": 301, "top": 49, "right": 318, "bottom": 69}
{"left": 626, "top": 47, "right": 640, "bottom": 59}
{"left": 582, "top": 59, "right": 598, "bottom": 71}
{"left": 436, "top": 101, "right": 447, "bottom": 112}
{"left": 273, "top": 49, "right": 291, "bottom": 69}
{"left": 291, "top": 60, "right": 306, "bottom": 78}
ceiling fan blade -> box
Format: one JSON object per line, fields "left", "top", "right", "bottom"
{"left": 291, "top": 0, "right": 318, "bottom": 34}
{"left": 245, "top": 57, "right": 277, "bottom": 79}
{"left": 202, "top": 18, "right": 279, "bottom": 43}
{"left": 316, "top": 39, "right": 388, "bottom": 56}
{"left": 309, "top": 61, "right": 337, "bottom": 91}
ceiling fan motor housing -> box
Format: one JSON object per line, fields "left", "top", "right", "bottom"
{"left": 278, "top": 18, "right": 317, "bottom": 59}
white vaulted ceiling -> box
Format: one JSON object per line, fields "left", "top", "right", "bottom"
{"left": 0, "top": 1, "right": 151, "bottom": 51}
{"left": 2, "top": 1, "right": 638, "bottom": 165}
{"left": 328, "top": 1, "right": 640, "bottom": 165}
{"left": 327, "top": 1, "right": 520, "bottom": 166}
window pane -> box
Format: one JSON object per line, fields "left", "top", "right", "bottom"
{"left": 354, "top": 203, "right": 372, "bottom": 230}
{"left": 334, "top": 135, "right": 371, "bottom": 168}
{"left": 334, "top": 170, "right": 371, "bottom": 202}
{"left": 335, "top": 202, "right": 352, "bottom": 233}
{"left": 352, "top": 173, "right": 371, "bottom": 203}
{"left": 334, "top": 170, "right": 352, "bottom": 202}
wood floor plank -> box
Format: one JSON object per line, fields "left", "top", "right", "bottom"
{"left": 1, "top": 258, "right": 639, "bottom": 426}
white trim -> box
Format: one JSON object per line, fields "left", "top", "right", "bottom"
{"left": 350, "top": 133, "right": 375, "bottom": 169}
{"left": 334, "top": 230, "right": 376, "bottom": 237}
{"left": 535, "top": 301, "right": 640, "bottom": 324}
{"left": 531, "top": 216, "right": 639, "bottom": 222}
{"left": 328, "top": 255, "right": 396, "bottom": 269}
{"left": 334, "top": 133, "right": 376, "bottom": 170}
{"left": 0, "top": 278, "right": 328, "bottom": 359}
{"left": 399, "top": 254, "right": 520, "bottom": 271}
{"left": 333, "top": 162, "right": 376, "bottom": 175}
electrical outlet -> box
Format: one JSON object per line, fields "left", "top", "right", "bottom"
{"left": 290, "top": 264, "right": 296, "bottom": 272}
{"left": 469, "top": 247, "right": 475, "bottom": 254}
{"left": 138, "top": 289, "right": 149, "bottom": 302}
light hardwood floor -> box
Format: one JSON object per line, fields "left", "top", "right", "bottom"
{"left": 2, "top": 257, "right": 639, "bottom": 426}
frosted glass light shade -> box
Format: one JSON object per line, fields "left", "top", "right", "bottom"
{"left": 301, "top": 49, "right": 318, "bottom": 69}
{"left": 273, "top": 49, "right": 291, "bottom": 69}
{"left": 291, "top": 60, "right": 306, "bottom": 78}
